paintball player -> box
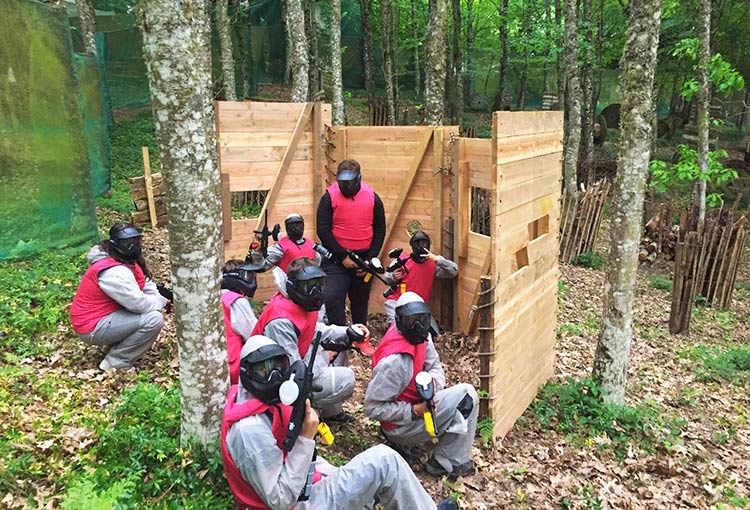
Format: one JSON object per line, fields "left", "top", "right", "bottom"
{"left": 221, "top": 335, "right": 459, "bottom": 510}
{"left": 365, "top": 292, "right": 478, "bottom": 477}
{"left": 221, "top": 257, "right": 264, "bottom": 384}
{"left": 383, "top": 230, "right": 458, "bottom": 329}
{"left": 70, "top": 222, "right": 171, "bottom": 371}
{"left": 263, "top": 214, "right": 321, "bottom": 274}
{"left": 316, "top": 159, "right": 386, "bottom": 328}
{"left": 251, "top": 257, "right": 373, "bottom": 422}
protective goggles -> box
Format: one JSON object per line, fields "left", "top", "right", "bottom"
{"left": 399, "top": 312, "right": 431, "bottom": 331}
{"left": 246, "top": 355, "right": 289, "bottom": 383}
{"left": 411, "top": 238, "right": 430, "bottom": 253}
{"left": 113, "top": 236, "right": 142, "bottom": 253}
{"left": 293, "top": 277, "right": 326, "bottom": 297}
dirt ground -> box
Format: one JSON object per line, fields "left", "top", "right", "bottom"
{"left": 39, "top": 217, "right": 750, "bottom": 509}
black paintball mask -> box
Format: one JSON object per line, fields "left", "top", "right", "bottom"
{"left": 221, "top": 261, "right": 263, "bottom": 298}
{"left": 239, "top": 336, "right": 291, "bottom": 405}
{"left": 409, "top": 231, "right": 431, "bottom": 263}
{"left": 395, "top": 293, "right": 433, "bottom": 345}
{"left": 109, "top": 222, "right": 142, "bottom": 262}
{"left": 284, "top": 214, "right": 305, "bottom": 243}
{"left": 337, "top": 168, "right": 362, "bottom": 198}
{"left": 286, "top": 264, "right": 327, "bottom": 311}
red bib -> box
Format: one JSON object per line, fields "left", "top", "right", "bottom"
{"left": 385, "top": 255, "right": 437, "bottom": 303}
{"left": 371, "top": 324, "right": 427, "bottom": 430}
{"left": 327, "top": 182, "right": 375, "bottom": 250}
{"left": 70, "top": 258, "right": 145, "bottom": 334}
{"left": 276, "top": 237, "right": 317, "bottom": 273}
{"left": 252, "top": 293, "right": 318, "bottom": 358}
{"left": 222, "top": 291, "right": 246, "bottom": 385}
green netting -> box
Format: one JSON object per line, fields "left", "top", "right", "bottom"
{"left": 74, "top": 53, "right": 112, "bottom": 197}
{"left": 100, "top": 27, "right": 151, "bottom": 108}
{"left": 0, "top": 0, "right": 97, "bottom": 260}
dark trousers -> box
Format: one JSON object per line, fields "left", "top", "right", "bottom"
{"left": 322, "top": 260, "right": 373, "bottom": 326}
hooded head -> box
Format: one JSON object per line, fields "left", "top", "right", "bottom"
{"left": 221, "top": 259, "right": 263, "bottom": 298}
{"left": 284, "top": 214, "right": 305, "bottom": 243}
{"left": 409, "top": 231, "right": 431, "bottom": 263}
{"left": 395, "top": 292, "right": 432, "bottom": 345}
{"left": 239, "top": 335, "right": 290, "bottom": 404}
{"left": 108, "top": 222, "right": 142, "bottom": 262}
{"left": 336, "top": 160, "right": 362, "bottom": 198}
{"left": 286, "top": 257, "right": 327, "bottom": 311}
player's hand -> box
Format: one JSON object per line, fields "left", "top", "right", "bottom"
{"left": 301, "top": 400, "right": 320, "bottom": 439}
{"left": 412, "top": 402, "right": 430, "bottom": 417}
{"left": 342, "top": 256, "right": 359, "bottom": 270}
{"left": 423, "top": 249, "right": 440, "bottom": 262}
{"left": 392, "top": 268, "right": 404, "bottom": 280}
{"left": 352, "top": 324, "right": 370, "bottom": 338}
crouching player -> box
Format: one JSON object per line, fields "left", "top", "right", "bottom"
{"left": 221, "top": 335, "right": 459, "bottom": 510}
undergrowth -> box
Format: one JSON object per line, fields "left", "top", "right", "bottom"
{"left": 571, "top": 251, "right": 605, "bottom": 270}
{"left": 531, "top": 378, "right": 686, "bottom": 458}
{"left": 63, "top": 380, "right": 232, "bottom": 510}
{"left": 686, "top": 345, "right": 750, "bottom": 385}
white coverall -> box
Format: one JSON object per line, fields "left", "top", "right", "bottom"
{"left": 364, "top": 337, "right": 479, "bottom": 475}
{"left": 225, "top": 386, "right": 440, "bottom": 510}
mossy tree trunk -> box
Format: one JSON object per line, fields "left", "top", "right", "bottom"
{"left": 563, "top": 0, "right": 581, "bottom": 200}
{"left": 696, "top": 0, "right": 711, "bottom": 227}
{"left": 286, "top": 0, "right": 309, "bottom": 102}
{"left": 139, "top": 0, "right": 228, "bottom": 447}
{"left": 465, "top": 0, "right": 475, "bottom": 100}
{"left": 451, "top": 0, "right": 464, "bottom": 125}
{"left": 424, "top": 0, "right": 449, "bottom": 125}
{"left": 304, "top": 0, "right": 319, "bottom": 99}
{"left": 593, "top": 0, "right": 663, "bottom": 405}
{"left": 75, "top": 0, "right": 97, "bottom": 55}
{"left": 216, "top": 0, "right": 237, "bottom": 101}
{"left": 360, "top": 0, "right": 376, "bottom": 105}
{"left": 410, "top": 0, "right": 422, "bottom": 98}
{"left": 330, "top": 0, "right": 344, "bottom": 124}
{"left": 381, "top": 0, "right": 396, "bottom": 125}
{"left": 578, "top": 0, "right": 595, "bottom": 185}
{"left": 554, "top": 0, "right": 564, "bottom": 105}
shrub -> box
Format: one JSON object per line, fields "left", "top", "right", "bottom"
{"left": 571, "top": 251, "right": 604, "bottom": 270}
{"left": 689, "top": 345, "right": 750, "bottom": 384}
{"left": 649, "top": 276, "right": 673, "bottom": 291}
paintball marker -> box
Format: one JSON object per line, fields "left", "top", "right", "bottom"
{"left": 383, "top": 247, "right": 411, "bottom": 298}
{"left": 345, "top": 249, "right": 387, "bottom": 284}
{"left": 252, "top": 210, "right": 281, "bottom": 258}
{"left": 320, "top": 324, "right": 375, "bottom": 357}
{"left": 313, "top": 243, "right": 334, "bottom": 261}
{"left": 414, "top": 371, "right": 438, "bottom": 437}
{"left": 155, "top": 283, "right": 174, "bottom": 313}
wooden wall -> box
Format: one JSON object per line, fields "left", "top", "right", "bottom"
{"left": 489, "top": 111, "right": 564, "bottom": 438}
{"left": 216, "top": 101, "right": 331, "bottom": 301}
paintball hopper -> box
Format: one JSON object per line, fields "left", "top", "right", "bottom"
{"left": 415, "top": 371, "right": 438, "bottom": 437}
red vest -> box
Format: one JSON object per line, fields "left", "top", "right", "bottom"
{"left": 70, "top": 258, "right": 146, "bottom": 334}
{"left": 221, "top": 385, "right": 321, "bottom": 510}
{"left": 276, "top": 237, "right": 317, "bottom": 273}
{"left": 327, "top": 182, "right": 375, "bottom": 251}
{"left": 222, "top": 291, "right": 246, "bottom": 385}
{"left": 252, "top": 293, "right": 318, "bottom": 359}
{"left": 385, "top": 256, "right": 437, "bottom": 303}
{"left": 371, "top": 324, "right": 427, "bottom": 430}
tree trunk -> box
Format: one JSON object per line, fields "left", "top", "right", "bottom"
{"left": 554, "top": 0, "right": 564, "bottom": 106}
{"left": 282, "top": 0, "right": 292, "bottom": 85}
{"left": 492, "top": 0, "right": 510, "bottom": 111}
{"left": 542, "top": 0, "right": 552, "bottom": 94}
{"left": 744, "top": 88, "right": 750, "bottom": 139}
{"left": 381, "top": 0, "right": 396, "bottom": 125}
{"left": 139, "top": 0, "right": 227, "bottom": 447}
{"left": 75, "top": 0, "right": 97, "bottom": 54}
{"left": 592, "top": 0, "right": 663, "bottom": 406}
{"left": 563, "top": 0, "right": 581, "bottom": 199}
{"left": 696, "top": 0, "right": 711, "bottom": 227}
{"left": 360, "top": 0, "right": 376, "bottom": 105}
{"left": 578, "top": 0, "right": 595, "bottom": 184}
{"left": 216, "top": 0, "right": 237, "bottom": 101}
{"left": 465, "top": 0, "right": 475, "bottom": 100}
{"left": 516, "top": 0, "right": 532, "bottom": 110}
{"left": 391, "top": 3, "right": 399, "bottom": 108}
{"left": 424, "top": 0, "right": 449, "bottom": 125}
{"left": 287, "top": 0, "right": 309, "bottom": 102}
{"left": 330, "top": 0, "right": 345, "bottom": 124}
{"left": 304, "top": 0, "right": 319, "bottom": 99}
{"left": 452, "top": 0, "right": 464, "bottom": 125}
{"left": 411, "top": 0, "right": 422, "bottom": 97}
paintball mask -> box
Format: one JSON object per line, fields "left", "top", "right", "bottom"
{"left": 108, "top": 222, "right": 142, "bottom": 261}
{"left": 336, "top": 162, "right": 362, "bottom": 198}
{"left": 239, "top": 336, "right": 291, "bottom": 405}
{"left": 285, "top": 214, "right": 305, "bottom": 243}
{"left": 286, "top": 264, "right": 327, "bottom": 311}
{"left": 395, "top": 292, "right": 432, "bottom": 345}
{"left": 221, "top": 261, "right": 263, "bottom": 298}
{"left": 409, "top": 231, "right": 431, "bottom": 263}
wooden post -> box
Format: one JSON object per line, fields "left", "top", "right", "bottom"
{"left": 142, "top": 146, "right": 157, "bottom": 228}
{"left": 432, "top": 128, "right": 444, "bottom": 322}
{"left": 221, "top": 173, "right": 232, "bottom": 241}
{"left": 477, "top": 275, "right": 494, "bottom": 420}
{"left": 312, "top": 102, "right": 323, "bottom": 234}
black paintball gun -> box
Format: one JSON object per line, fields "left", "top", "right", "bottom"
{"left": 251, "top": 210, "right": 281, "bottom": 259}
{"left": 320, "top": 324, "right": 375, "bottom": 357}
{"left": 345, "top": 249, "right": 387, "bottom": 285}
{"left": 155, "top": 283, "right": 174, "bottom": 313}
{"left": 312, "top": 243, "right": 334, "bottom": 261}
{"left": 383, "top": 247, "right": 412, "bottom": 298}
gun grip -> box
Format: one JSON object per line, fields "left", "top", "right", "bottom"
{"left": 364, "top": 273, "right": 372, "bottom": 283}
{"left": 317, "top": 422, "right": 334, "bottom": 445}
{"left": 424, "top": 412, "right": 437, "bottom": 438}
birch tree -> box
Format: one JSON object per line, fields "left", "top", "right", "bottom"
{"left": 578, "top": 0, "right": 595, "bottom": 184}
{"left": 216, "top": 0, "right": 237, "bottom": 101}
{"left": 381, "top": 0, "right": 396, "bottom": 125}
{"left": 139, "top": 0, "right": 227, "bottom": 446}
{"left": 562, "top": 0, "right": 581, "bottom": 200}
{"left": 695, "top": 0, "right": 711, "bottom": 226}
{"left": 593, "top": 0, "right": 663, "bottom": 405}
{"left": 75, "top": 0, "right": 97, "bottom": 55}
{"left": 330, "top": 0, "right": 344, "bottom": 124}
{"left": 424, "top": 0, "right": 449, "bottom": 125}
{"left": 285, "top": 0, "right": 309, "bottom": 102}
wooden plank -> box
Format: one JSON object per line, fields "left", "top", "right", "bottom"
{"left": 377, "top": 128, "right": 435, "bottom": 260}
{"left": 497, "top": 170, "right": 562, "bottom": 215}
{"left": 255, "top": 102, "right": 313, "bottom": 231}
{"left": 220, "top": 145, "right": 314, "bottom": 163}
{"left": 494, "top": 111, "right": 565, "bottom": 138}
{"left": 500, "top": 151, "right": 563, "bottom": 188}
{"left": 432, "top": 128, "right": 445, "bottom": 323}
{"left": 312, "top": 102, "right": 323, "bottom": 237}
{"left": 141, "top": 146, "right": 157, "bottom": 228}
{"left": 221, "top": 173, "right": 232, "bottom": 240}
{"left": 496, "top": 131, "right": 563, "bottom": 166}
{"left": 457, "top": 160, "right": 470, "bottom": 258}
{"left": 466, "top": 247, "right": 493, "bottom": 334}
{"left": 219, "top": 131, "right": 315, "bottom": 147}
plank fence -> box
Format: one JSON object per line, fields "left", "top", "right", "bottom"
{"left": 215, "top": 101, "right": 564, "bottom": 439}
